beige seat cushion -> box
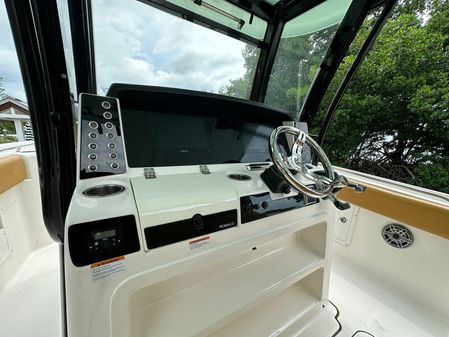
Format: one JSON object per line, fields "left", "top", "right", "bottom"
{"left": 0, "top": 155, "right": 26, "bottom": 194}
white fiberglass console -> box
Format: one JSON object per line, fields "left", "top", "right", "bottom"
{"left": 64, "top": 91, "right": 340, "bottom": 337}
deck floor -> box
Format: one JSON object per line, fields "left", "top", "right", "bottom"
{"left": 0, "top": 243, "right": 61, "bottom": 337}
{"left": 0, "top": 228, "right": 10, "bottom": 262}
{"left": 1, "top": 244, "right": 448, "bottom": 337}
{"left": 330, "top": 257, "right": 449, "bottom": 337}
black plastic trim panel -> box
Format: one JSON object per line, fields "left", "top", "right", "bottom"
{"left": 107, "top": 84, "right": 291, "bottom": 124}
{"left": 240, "top": 192, "right": 318, "bottom": 224}
{"left": 145, "top": 210, "right": 238, "bottom": 249}
{"left": 79, "top": 93, "right": 127, "bottom": 179}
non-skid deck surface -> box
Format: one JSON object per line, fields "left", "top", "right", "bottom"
{"left": 0, "top": 244, "right": 61, "bottom": 337}
{"left": 330, "top": 257, "right": 449, "bottom": 337}
{"left": 0, "top": 228, "right": 10, "bottom": 262}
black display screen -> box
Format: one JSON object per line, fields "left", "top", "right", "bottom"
{"left": 121, "top": 110, "right": 284, "bottom": 167}
{"left": 107, "top": 85, "right": 292, "bottom": 168}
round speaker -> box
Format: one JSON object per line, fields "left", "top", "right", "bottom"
{"left": 381, "top": 224, "right": 414, "bottom": 249}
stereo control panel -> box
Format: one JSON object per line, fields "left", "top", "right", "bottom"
{"left": 68, "top": 215, "right": 140, "bottom": 267}
{"left": 78, "top": 93, "right": 127, "bottom": 179}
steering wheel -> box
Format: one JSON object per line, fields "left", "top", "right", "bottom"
{"left": 269, "top": 126, "right": 347, "bottom": 198}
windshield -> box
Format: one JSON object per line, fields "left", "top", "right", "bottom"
{"left": 92, "top": 0, "right": 260, "bottom": 98}
{"left": 264, "top": 0, "right": 352, "bottom": 117}
{"left": 92, "top": 0, "right": 353, "bottom": 106}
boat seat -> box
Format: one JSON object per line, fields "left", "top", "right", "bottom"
{"left": 0, "top": 155, "right": 26, "bottom": 194}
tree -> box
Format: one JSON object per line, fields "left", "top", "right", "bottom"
{"left": 224, "top": 0, "right": 449, "bottom": 193}
{"left": 320, "top": 0, "right": 449, "bottom": 192}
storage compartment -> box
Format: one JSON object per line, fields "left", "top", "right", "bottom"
{"left": 210, "top": 268, "right": 324, "bottom": 337}
{"left": 128, "top": 222, "right": 327, "bottom": 337}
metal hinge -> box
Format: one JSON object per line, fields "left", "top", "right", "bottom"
{"left": 200, "top": 165, "right": 210, "bottom": 174}
{"left": 144, "top": 167, "right": 156, "bottom": 179}
{"left": 246, "top": 162, "right": 272, "bottom": 171}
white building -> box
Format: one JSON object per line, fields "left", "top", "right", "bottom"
{"left": 0, "top": 96, "right": 31, "bottom": 141}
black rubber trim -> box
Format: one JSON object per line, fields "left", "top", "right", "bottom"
{"left": 107, "top": 84, "right": 291, "bottom": 124}
{"left": 317, "top": 0, "right": 398, "bottom": 145}
{"left": 5, "top": 0, "right": 76, "bottom": 242}
{"left": 137, "top": 0, "right": 265, "bottom": 48}
{"left": 351, "top": 331, "right": 376, "bottom": 337}
{"left": 68, "top": 0, "right": 97, "bottom": 94}
{"left": 59, "top": 244, "right": 68, "bottom": 337}
{"left": 329, "top": 300, "right": 343, "bottom": 337}
{"left": 300, "top": 0, "right": 386, "bottom": 125}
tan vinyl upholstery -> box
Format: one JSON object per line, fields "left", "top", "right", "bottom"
{"left": 339, "top": 184, "right": 449, "bottom": 240}
{"left": 0, "top": 155, "right": 26, "bottom": 194}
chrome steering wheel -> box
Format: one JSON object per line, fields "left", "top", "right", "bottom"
{"left": 269, "top": 126, "right": 358, "bottom": 199}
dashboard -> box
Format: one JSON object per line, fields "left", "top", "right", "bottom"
{"left": 71, "top": 85, "right": 317, "bottom": 266}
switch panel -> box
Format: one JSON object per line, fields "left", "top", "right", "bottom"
{"left": 78, "top": 93, "right": 127, "bottom": 179}
{"left": 240, "top": 192, "right": 318, "bottom": 224}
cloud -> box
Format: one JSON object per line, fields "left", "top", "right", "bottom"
{"left": 0, "top": 2, "right": 27, "bottom": 101}
{"left": 0, "top": 0, "right": 251, "bottom": 101}
{"left": 92, "top": 0, "right": 248, "bottom": 95}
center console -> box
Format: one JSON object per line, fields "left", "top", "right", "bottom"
{"left": 64, "top": 88, "right": 339, "bottom": 337}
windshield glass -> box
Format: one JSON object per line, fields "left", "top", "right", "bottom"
{"left": 264, "top": 0, "right": 352, "bottom": 117}
{"left": 92, "top": 0, "right": 260, "bottom": 98}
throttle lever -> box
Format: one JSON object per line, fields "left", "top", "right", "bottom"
{"left": 345, "top": 182, "right": 366, "bottom": 193}
{"left": 325, "top": 174, "right": 366, "bottom": 210}
{"left": 327, "top": 193, "right": 351, "bottom": 210}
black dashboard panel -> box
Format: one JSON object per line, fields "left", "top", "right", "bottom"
{"left": 68, "top": 215, "right": 140, "bottom": 267}
{"left": 144, "top": 210, "right": 238, "bottom": 249}
{"left": 106, "top": 84, "right": 292, "bottom": 167}
{"left": 240, "top": 193, "right": 318, "bottom": 224}
{"left": 79, "top": 93, "right": 126, "bottom": 179}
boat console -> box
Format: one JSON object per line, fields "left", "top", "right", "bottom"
{"left": 64, "top": 85, "right": 351, "bottom": 337}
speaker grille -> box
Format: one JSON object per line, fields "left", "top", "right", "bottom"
{"left": 382, "top": 224, "right": 414, "bottom": 249}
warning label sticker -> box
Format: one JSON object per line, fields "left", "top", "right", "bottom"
{"left": 91, "top": 256, "right": 125, "bottom": 281}
{"left": 189, "top": 236, "right": 210, "bottom": 250}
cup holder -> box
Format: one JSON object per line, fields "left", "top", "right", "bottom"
{"left": 82, "top": 184, "right": 125, "bottom": 197}
{"left": 227, "top": 174, "right": 252, "bottom": 181}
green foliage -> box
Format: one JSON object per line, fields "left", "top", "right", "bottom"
{"left": 0, "top": 121, "right": 16, "bottom": 144}
{"left": 221, "top": 46, "right": 259, "bottom": 99}
{"left": 321, "top": 1, "right": 449, "bottom": 193}
{"left": 225, "top": 0, "right": 449, "bottom": 193}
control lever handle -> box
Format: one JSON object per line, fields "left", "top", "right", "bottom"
{"left": 325, "top": 174, "right": 366, "bottom": 210}
{"left": 327, "top": 193, "right": 351, "bottom": 210}
{"left": 345, "top": 182, "right": 366, "bottom": 193}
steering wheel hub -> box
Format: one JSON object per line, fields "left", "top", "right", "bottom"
{"left": 270, "top": 126, "right": 341, "bottom": 198}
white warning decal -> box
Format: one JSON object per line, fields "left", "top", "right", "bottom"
{"left": 91, "top": 256, "right": 125, "bottom": 281}
{"left": 189, "top": 236, "right": 210, "bottom": 250}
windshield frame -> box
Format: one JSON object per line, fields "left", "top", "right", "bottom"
{"left": 67, "top": 0, "right": 383, "bottom": 117}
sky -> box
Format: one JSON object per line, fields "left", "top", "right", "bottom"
{"left": 0, "top": 0, "right": 250, "bottom": 102}
{"left": 0, "top": 2, "right": 26, "bottom": 101}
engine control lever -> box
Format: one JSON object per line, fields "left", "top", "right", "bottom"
{"left": 327, "top": 193, "right": 351, "bottom": 210}
{"left": 345, "top": 182, "right": 366, "bottom": 193}
{"left": 331, "top": 173, "right": 366, "bottom": 193}
{"left": 325, "top": 174, "right": 366, "bottom": 210}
